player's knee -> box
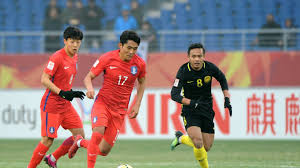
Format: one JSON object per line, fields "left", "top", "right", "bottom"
{"left": 100, "top": 147, "right": 111, "bottom": 156}
{"left": 204, "top": 143, "right": 213, "bottom": 152}
{"left": 79, "top": 131, "right": 85, "bottom": 139}
{"left": 93, "top": 126, "right": 105, "bottom": 135}
{"left": 191, "top": 137, "right": 203, "bottom": 149}
{"left": 41, "top": 137, "right": 54, "bottom": 147}
{"left": 71, "top": 128, "right": 85, "bottom": 138}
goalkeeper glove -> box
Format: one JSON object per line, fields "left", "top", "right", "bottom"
{"left": 224, "top": 97, "right": 232, "bottom": 116}
{"left": 59, "top": 90, "right": 85, "bottom": 101}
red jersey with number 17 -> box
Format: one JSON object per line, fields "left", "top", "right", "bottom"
{"left": 91, "top": 49, "right": 146, "bottom": 113}
{"left": 40, "top": 48, "right": 78, "bottom": 114}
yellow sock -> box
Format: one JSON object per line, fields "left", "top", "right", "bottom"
{"left": 193, "top": 146, "right": 209, "bottom": 168}
{"left": 181, "top": 135, "right": 194, "bottom": 148}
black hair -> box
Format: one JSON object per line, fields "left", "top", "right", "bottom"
{"left": 120, "top": 30, "right": 140, "bottom": 45}
{"left": 63, "top": 26, "right": 83, "bottom": 40}
{"left": 187, "top": 43, "right": 205, "bottom": 55}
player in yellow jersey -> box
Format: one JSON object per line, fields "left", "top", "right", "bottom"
{"left": 170, "top": 43, "right": 232, "bottom": 168}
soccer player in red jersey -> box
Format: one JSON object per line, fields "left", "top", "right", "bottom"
{"left": 68, "top": 30, "right": 146, "bottom": 168}
{"left": 27, "top": 26, "right": 86, "bottom": 168}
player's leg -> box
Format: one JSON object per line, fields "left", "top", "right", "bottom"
{"left": 187, "top": 126, "right": 204, "bottom": 148}
{"left": 87, "top": 102, "right": 110, "bottom": 168}
{"left": 201, "top": 114, "right": 215, "bottom": 152}
{"left": 43, "top": 112, "right": 63, "bottom": 168}
{"left": 50, "top": 128, "right": 84, "bottom": 160}
{"left": 68, "top": 131, "right": 89, "bottom": 158}
{"left": 87, "top": 120, "right": 119, "bottom": 167}
{"left": 88, "top": 126, "right": 105, "bottom": 168}
{"left": 87, "top": 109, "right": 123, "bottom": 168}
{"left": 28, "top": 111, "right": 59, "bottom": 168}
{"left": 187, "top": 126, "right": 209, "bottom": 168}
{"left": 202, "top": 133, "right": 214, "bottom": 152}
{"left": 98, "top": 117, "right": 121, "bottom": 156}
{"left": 28, "top": 136, "right": 54, "bottom": 168}
{"left": 67, "top": 105, "right": 88, "bottom": 156}
{"left": 50, "top": 106, "right": 85, "bottom": 161}
{"left": 193, "top": 114, "right": 215, "bottom": 168}
{"left": 68, "top": 128, "right": 89, "bottom": 158}
{"left": 171, "top": 130, "right": 195, "bottom": 150}
{"left": 171, "top": 114, "right": 201, "bottom": 150}
{"left": 94, "top": 126, "right": 113, "bottom": 155}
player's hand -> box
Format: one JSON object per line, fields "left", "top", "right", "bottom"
{"left": 224, "top": 97, "right": 232, "bottom": 116}
{"left": 73, "top": 91, "right": 85, "bottom": 100}
{"left": 59, "top": 90, "right": 85, "bottom": 101}
{"left": 86, "top": 90, "right": 95, "bottom": 99}
{"left": 129, "top": 104, "right": 139, "bottom": 119}
{"left": 189, "top": 99, "right": 201, "bottom": 109}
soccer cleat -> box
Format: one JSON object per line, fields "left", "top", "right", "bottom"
{"left": 171, "top": 131, "right": 183, "bottom": 151}
{"left": 68, "top": 135, "right": 83, "bottom": 159}
{"left": 44, "top": 154, "right": 57, "bottom": 168}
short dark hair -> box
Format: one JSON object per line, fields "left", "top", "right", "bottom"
{"left": 63, "top": 26, "right": 83, "bottom": 40}
{"left": 188, "top": 43, "right": 205, "bottom": 55}
{"left": 120, "top": 30, "right": 140, "bottom": 45}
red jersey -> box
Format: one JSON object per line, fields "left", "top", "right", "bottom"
{"left": 91, "top": 50, "right": 146, "bottom": 113}
{"left": 40, "top": 48, "right": 78, "bottom": 113}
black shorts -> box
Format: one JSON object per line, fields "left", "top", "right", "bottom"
{"left": 182, "top": 104, "right": 215, "bottom": 134}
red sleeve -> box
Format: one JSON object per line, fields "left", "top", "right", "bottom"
{"left": 44, "top": 54, "right": 61, "bottom": 76}
{"left": 138, "top": 60, "right": 146, "bottom": 79}
{"left": 90, "top": 55, "right": 107, "bottom": 76}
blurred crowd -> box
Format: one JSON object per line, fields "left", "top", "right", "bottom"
{"left": 252, "top": 14, "right": 297, "bottom": 48}
{"left": 43, "top": 0, "right": 298, "bottom": 53}
{"left": 44, "top": 0, "right": 158, "bottom": 53}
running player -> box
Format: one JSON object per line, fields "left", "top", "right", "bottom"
{"left": 68, "top": 30, "right": 146, "bottom": 168}
{"left": 27, "top": 26, "right": 85, "bottom": 168}
{"left": 170, "top": 43, "right": 232, "bottom": 168}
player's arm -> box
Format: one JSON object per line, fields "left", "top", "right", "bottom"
{"left": 43, "top": 55, "right": 85, "bottom": 101}
{"left": 222, "top": 90, "right": 230, "bottom": 98}
{"left": 171, "top": 79, "right": 184, "bottom": 103}
{"left": 136, "top": 77, "right": 146, "bottom": 107}
{"left": 212, "top": 64, "right": 232, "bottom": 116}
{"left": 129, "top": 77, "right": 146, "bottom": 119}
{"left": 83, "top": 71, "right": 97, "bottom": 99}
{"left": 171, "top": 67, "right": 195, "bottom": 107}
{"left": 171, "top": 66, "right": 184, "bottom": 103}
{"left": 41, "top": 70, "right": 85, "bottom": 101}
{"left": 171, "top": 82, "right": 194, "bottom": 106}
{"left": 211, "top": 63, "right": 230, "bottom": 97}
{"left": 41, "top": 72, "right": 61, "bottom": 94}
{"left": 212, "top": 64, "right": 229, "bottom": 92}
{"left": 84, "top": 56, "right": 106, "bottom": 99}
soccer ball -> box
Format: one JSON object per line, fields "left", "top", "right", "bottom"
{"left": 117, "top": 164, "right": 133, "bottom": 168}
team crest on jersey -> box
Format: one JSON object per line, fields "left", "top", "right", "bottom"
{"left": 204, "top": 76, "right": 211, "bottom": 83}
{"left": 93, "top": 116, "right": 98, "bottom": 123}
{"left": 131, "top": 66, "right": 138, "bottom": 75}
{"left": 49, "top": 127, "right": 55, "bottom": 134}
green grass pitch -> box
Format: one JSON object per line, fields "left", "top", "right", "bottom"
{"left": 0, "top": 139, "right": 299, "bottom": 168}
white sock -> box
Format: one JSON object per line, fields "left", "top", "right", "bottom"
{"left": 77, "top": 139, "right": 82, "bottom": 147}
{"left": 50, "top": 154, "right": 56, "bottom": 162}
{"left": 178, "top": 136, "right": 183, "bottom": 144}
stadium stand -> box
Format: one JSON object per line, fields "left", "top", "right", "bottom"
{"left": 0, "top": 0, "right": 299, "bottom": 53}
